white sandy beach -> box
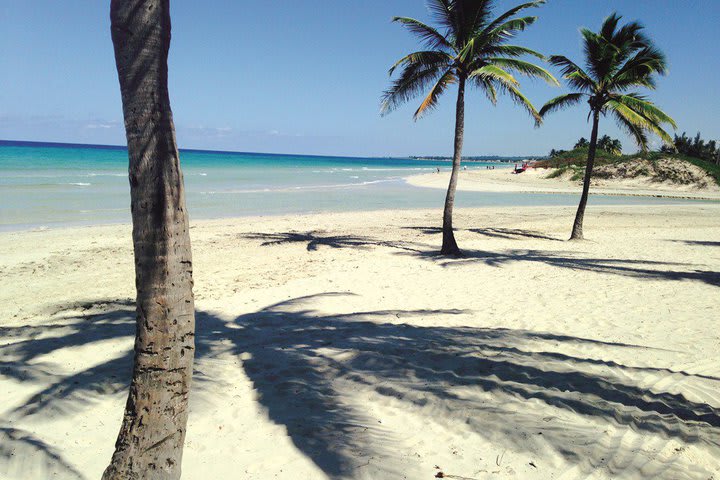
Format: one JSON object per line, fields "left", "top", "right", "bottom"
{"left": 1, "top": 204, "right": 720, "bottom": 479}
{"left": 408, "top": 167, "right": 720, "bottom": 200}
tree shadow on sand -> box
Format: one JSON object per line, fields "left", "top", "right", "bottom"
{"left": 2, "top": 294, "right": 720, "bottom": 478}
{"left": 397, "top": 248, "right": 720, "bottom": 288}
{"left": 240, "top": 231, "right": 427, "bottom": 252}
{"left": 0, "top": 427, "right": 85, "bottom": 480}
{"left": 401, "top": 226, "right": 563, "bottom": 242}
{"left": 671, "top": 240, "right": 720, "bottom": 248}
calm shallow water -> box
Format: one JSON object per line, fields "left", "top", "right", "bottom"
{"left": 0, "top": 141, "right": 703, "bottom": 231}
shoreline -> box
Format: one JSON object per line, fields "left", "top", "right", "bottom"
{"left": 2, "top": 197, "right": 718, "bottom": 235}
{"left": 406, "top": 167, "right": 720, "bottom": 201}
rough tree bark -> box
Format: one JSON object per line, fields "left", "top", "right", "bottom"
{"left": 440, "top": 74, "right": 466, "bottom": 256}
{"left": 104, "top": 1, "right": 195, "bottom": 478}
{"left": 570, "top": 109, "right": 601, "bottom": 240}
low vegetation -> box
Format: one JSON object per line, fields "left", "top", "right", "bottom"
{"left": 538, "top": 142, "right": 720, "bottom": 187}
{"left": 663, "top": 132, "right": 720, "bottom": 165}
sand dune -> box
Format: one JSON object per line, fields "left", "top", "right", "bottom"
{"left": 1, "top": 205, "right": 720, "bottom": 479}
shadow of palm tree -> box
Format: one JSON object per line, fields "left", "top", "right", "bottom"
{"left": 3, "top": 294, "right": 720, "bottom": 478}
{"left": 401, "top": 226, "right": 563, "bottom": 242}
{"left": 0, "top": 427, "right": 86, "bottom": 480}
{"left": 398, "top": 248, "right": 720, "bottom": 287}
{"left": 401, "top": 226, "right": 444, "bottom": 235}
{"left": 241, "top": 231, "right": 427, "bottom": 252}
{"left": 468, "top": 227, "right": 563, "bottom": 241}
{"left": 672, "top": 240, "right": 720, "bottom": 248}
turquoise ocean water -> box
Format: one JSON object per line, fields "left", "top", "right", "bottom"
{"left": 0, "top": 140, "right": 699, "bottom": 231}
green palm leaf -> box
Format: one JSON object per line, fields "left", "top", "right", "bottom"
{"left": 539, "top": 93, "right": 585, "bottom": 117}
{"left": 612, "top": 94, "right": 677, "bottom": 129}
{"left": 414, "top": 70, "right": 456, "bottom": 120}
{"left": 610, "top": 107, "right": 650, "bottom": 151}
{"left": 484, "top": 44, "right": 545, "bottom": 58}
{"left": 548, "top": 55, "right": 594, "bottom": 92}
{"left": 392, "top": 17, "right": 454, "bottom": 52}
{"left": 381, "top": 64, "right": 445, "bottom": 115}
{"left": 469, "top": 64, "right": 519, "bottom": 87}
{"left": 482, "top": 0, "right": 546, "bottom": 35}
{"left": 501, "top": 83, "right": 543, "bottom": 125}
{"left": 605, "top": 100, "right": 673, "bottom": 146}
{"left": 388, "top": 50, "right": 453, "bottom": 76}
{"left": 487, "top": 58, "right": 558, "bottom": 85}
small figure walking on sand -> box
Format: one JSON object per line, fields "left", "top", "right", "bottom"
{"left": 436, "top": 167, "right": 440, "bottom": 173}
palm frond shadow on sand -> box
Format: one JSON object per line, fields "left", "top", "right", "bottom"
{"left": 396, "top": 248, "right": 720, "bottom": 287}
{"left": 402, "top": 225, "right": 564, "bottom": 242}
{"left": 243, "top": 228, "right": 719, "bottom": 287}
{"left": 2, "top": 293, "right": 720, "bottom": 479}
{"left": 240, "top": 230, "right": 428, "bottom": 252}
{"left": 671, "top": 240, "right": 720, "bottom": 248}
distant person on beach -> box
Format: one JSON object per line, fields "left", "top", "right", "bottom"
{"left": 436, "top": 167, "right": 440, "bottom": 173}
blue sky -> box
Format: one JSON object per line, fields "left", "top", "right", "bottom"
{"left": 1, "top": 0, "right": 718, "bottom": 157}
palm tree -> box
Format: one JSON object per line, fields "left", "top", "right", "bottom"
{"left": 382, "top": 0, "right": 557, "bottom": 255}
{"left": 597, "top": 135, "right": 622, "bottom": 155}
{"left": 574, "top": 137, "right": 589, "bottom": 149}
{"left": 104, "top": 1, "right": 196, "bottom": 478}
{"left": 540, "top": 13, "right": 676, "bottom": 240}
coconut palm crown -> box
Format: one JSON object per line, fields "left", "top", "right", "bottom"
{"left": 540, "top": 13, "right": 676, "bottom": 240}
{"left": 382, "top": 0, "right": 556, "bottom": 121}
{"left": 382, "top": 0, "right": 557, "bottom": 255}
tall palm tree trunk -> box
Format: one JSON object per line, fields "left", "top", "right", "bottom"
{"left": 440, "top": 75, "right": 466, "bottom": 255}
{"left": 104, "top": 1, "right": 195, "bottom": 479}
{"left": 570, "top": 109, "right": 600, "bottom": 240}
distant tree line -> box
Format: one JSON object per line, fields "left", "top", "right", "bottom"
{"left": 549, "top": 135, "right": 622, "bottom": 158}
{"left": 662, "top": 132, "right": 720, "bottom": 165}
{"left": 409, "top": 155, "right": 527, "bottom": 162}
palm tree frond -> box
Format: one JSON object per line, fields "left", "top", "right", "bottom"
{"left": 392, "top": 17, "right": 454, "bottom": 51}
{"left": 548, "top": 55, "right": 595, "bottom": 92}
{"left": 498, "top": 83, "right": 542, "bottom": 125}
{"left": 414, "top": 69, "right": 456, "bottom": 120}
{"left": 487, "top": 58, "right": 559, "bottom": 85}
{"left": 612, "top": 93, "right": 677, "bottom": 129}
{"left": 388, "top": 50, "right": 453, "bottom": 76}
{"left": 580, "top": 28, "right": 615, "bottom": 82}
{"left": 426, "top": 0, "right": 455, "bottom": 37}
{"left": 539, "top": 92, "right": 585, "bottom": 117}
{"left": 469, "top": 64, "right": 519, "bottom": 87}
{"left": 605, "top": 100, "right": 674, "bottom": 146}
{"left": 599, "top": 12, "right": 622, "bottom": 41}
{"left": 487, "top": 16, "right": 539, "bottom": 40}
{"left": 381, "top": 64, "right": 446, "bottom": 116}
{"left": 610, "top": 108, "right": 650, "bottom": 151}
{"left": 469, "top": 75, "right": 498, "bottom": 105}
{"left": 484, "top": 44, "right": 545, "bottom": 59}
{"left": 612, "top": 45, "right": 668, "bottom": 89}
{"left": 482, "top": 0, "right": 546, "bottom": 36}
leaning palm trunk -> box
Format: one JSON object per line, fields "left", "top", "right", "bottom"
{"left": 104, "top": 1, "right": 195, "bottom": 479}
{"left": 441, "top": 76, "right": 466, "bottom": 255}
{"left": 570, "top": 109, "right": 600, "bottom": 240}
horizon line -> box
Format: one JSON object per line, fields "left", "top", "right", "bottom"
{"left": 0, "top": 139, "right": 540, "bottom": 160}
